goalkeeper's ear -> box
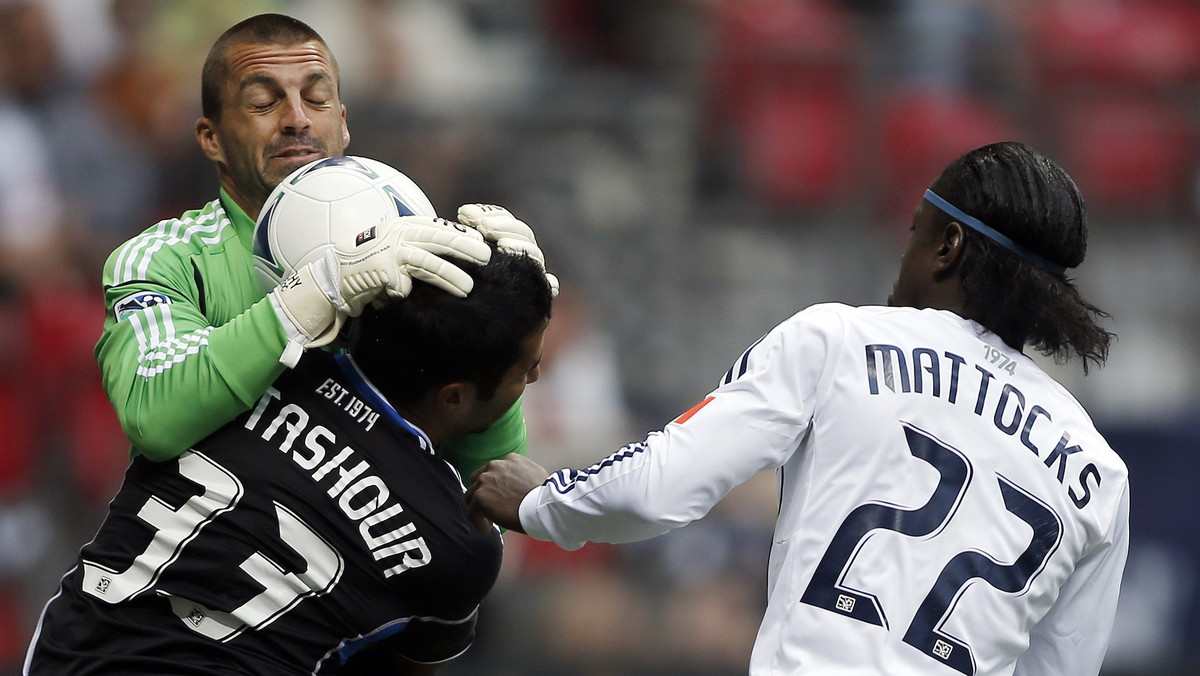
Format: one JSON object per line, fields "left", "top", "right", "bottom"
{"left": 195, "top": 117, "right": 225, "bottom": 165}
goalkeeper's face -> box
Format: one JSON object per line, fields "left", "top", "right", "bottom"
{"left": 199, "top": 39, "right": 350, "bottom": 219}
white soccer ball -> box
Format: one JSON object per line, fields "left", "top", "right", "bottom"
{"left": 252, "top": 155, "right": 437, "bottom": 292}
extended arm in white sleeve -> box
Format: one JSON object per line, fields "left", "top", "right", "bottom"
{"left": 515, "top": 309, "right": 836, "bottom": 550}
{"left": 518, "top": 377, "right": 810, "bottom": 550}
{"left": 1015, "top": 482, "right": 1130, "bottom": 675}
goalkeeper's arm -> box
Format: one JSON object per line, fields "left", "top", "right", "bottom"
{"left": 97, "top": 216, "right": 489, "bottom": 462}
{"left": 96, "top": 277, "right": 292, "bottom": 462}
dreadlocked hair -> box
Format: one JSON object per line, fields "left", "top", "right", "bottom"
{"left": 931, "top": 141, "right": 1114, "bottom": 373}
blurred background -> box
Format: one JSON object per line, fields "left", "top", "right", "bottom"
{"left": 0, "top": 0, "right": 1197, "bottom": 673}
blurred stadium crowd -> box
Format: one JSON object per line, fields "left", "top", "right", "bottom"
{"left": 0, "top": 0, "right": 1198, "bottom": 674}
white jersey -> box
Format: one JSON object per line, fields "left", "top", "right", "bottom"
{"left": 519, "top": 303, "right": 1129, "bottom": 675}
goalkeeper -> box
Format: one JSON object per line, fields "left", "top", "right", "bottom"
{"left": 96, "top": 13, "right": 553, "bottom": 476}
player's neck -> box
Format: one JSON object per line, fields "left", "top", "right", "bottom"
{"left": 395, "top": 406, "right": 446, "bottom": 448}
{"left": 910, "top": 293, "right": 966, "bottom": 318}
{"left": 919, "top": 273, "right": 968, "bottom": 316}
{"left": 218, "top": 176, "right": 266, "bottom": 221}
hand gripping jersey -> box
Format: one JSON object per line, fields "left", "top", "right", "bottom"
{"left": 26, "top": 351, "right": 503, "bottom": 675}
{"left": 519, "top": 303, "right": 1129, "bottom": 675}
{"left": 95, "top": 190, "right": 526, "bottom": 475}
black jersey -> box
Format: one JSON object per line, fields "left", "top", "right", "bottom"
{"left": 26, "top": 352, "right": 504, "bottom": 675}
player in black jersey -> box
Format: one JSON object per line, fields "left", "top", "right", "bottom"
{"left": 25, "top": 248, "right": 553, "bottom": 675}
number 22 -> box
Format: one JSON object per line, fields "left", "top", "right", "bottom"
{"left": 799, "top": 424, "right": 1062, "bottom": 675}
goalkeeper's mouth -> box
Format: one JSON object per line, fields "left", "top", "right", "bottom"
{"left": 273, "top": 147, "right": 322, "bottom": 162}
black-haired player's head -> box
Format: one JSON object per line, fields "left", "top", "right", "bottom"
{"left": 351, "top": 248, "right": 553, "bottom": 444}
{"left": 890, "top": 141, "right": 1114, "bottom": 372}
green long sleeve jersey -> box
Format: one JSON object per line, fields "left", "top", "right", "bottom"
{"left": 96, "top": 190, "right": 527, "bottom": 476}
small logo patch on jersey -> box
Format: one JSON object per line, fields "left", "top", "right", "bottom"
{"left": 932, "top": 639, "right": 954, "bottom": 660}
{"left": 94, "top": 576, "right": 111, "bottom": 595}
{"left": 114, "top": 291, "right": 171, "bottom": 320}
{"left": 186, "top": 605, "right": 207, "bottom": 628}
{"left": 674, "top": 396, "right": 714, "bottom": 424}
{"left": 356, "top": 226, "right": 377, "bottom": 247}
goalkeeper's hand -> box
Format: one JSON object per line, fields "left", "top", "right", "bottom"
{"left": 457, "top": 204, "right": 560, "bottom": 297}
{"left": 269, "top": 216, "right": 491, "bottom": 358}
{"left": 335, "top": 216, "right": 491, "bottom": 313}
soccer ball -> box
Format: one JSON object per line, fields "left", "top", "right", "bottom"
{"left": 252, "top": 155, "right": 437, "bottom": 292}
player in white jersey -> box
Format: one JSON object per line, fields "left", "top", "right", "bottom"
{"left": 466, "top": 141, "right": 1128, "bottom": 675}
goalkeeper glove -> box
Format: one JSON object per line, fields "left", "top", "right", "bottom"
{"left": 270, "top": 216, "right": 491, "bottom": 365}
{"left": 457, "top": 204, "right": 560, "bottom": 297}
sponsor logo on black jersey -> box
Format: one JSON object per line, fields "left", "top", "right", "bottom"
{"left": 114, "top": 291, "right": 171, "bottom": 320}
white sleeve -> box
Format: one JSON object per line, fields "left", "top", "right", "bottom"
{"left": 1015, "top": 482, "right": 1130, "bottom": 676}
{"left": 518, "top": 312, "right": 832, "bottom": 550}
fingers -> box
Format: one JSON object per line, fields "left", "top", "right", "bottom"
{"left": 465, "top": 465, "right": 494, "bottom": 535}
{"left": 456, "top": 203, "right": 516, "bottom": 237}
{"left": 463, "top": 454, "right": 550, "bottom": 536}
{"left": 341, "top": 289, "right": 379, "bottom": 317}
{"left": 467, "top": 500, "right": 494, "bottom": 536}
{"left": 381, "top": 211, "right": 559, "bottom": 301}
{"left": 493, "top": 237, "right": 546, "bottom": 267}
{"left": 455, "top": 204, "right": 559, "bottom": 296}
{"left": 468, "top": 462, "right": 490, "bottom": 486}
{"left": 381, "top": 275, "right": 413, "bottom": 299}
{"left": 386, "top": 216, "right": 493, "bottom": 265}
{"left": 456, "top": 204, "right": 541, "bottom": 256}
{"left": 401, "top": 248, "right": 474, "bottom": 297}
{"left": 466, "top": 458, "right": 517, "bottom": 534}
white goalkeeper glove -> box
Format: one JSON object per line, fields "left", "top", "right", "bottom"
{"left": 334, "top": 216, "right": 491, "bottom": 311}
{"left": 269, "top": 216, "right": 491, "bottom": 366}
{"left": 457, "top": 204, "right": 559, "bottom": 297}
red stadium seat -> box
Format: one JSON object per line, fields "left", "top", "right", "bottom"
{"left": 1027, "top": 0, "right": 1200, "bottom": 91}
{"left": 0, "top": 589, "right": 24, "bottom": 672}
{"left": 23, "top": 282, "right": 128, "bottom": 502}
{"left": 738, "top": 87, "right": 857, "bottom": 209}
{"left": 710, "top": 0, "right": 858, "bottom": 89}
{"left": 705, "top": 0, "right": 862, "bottom": 210}
{"left": 1054, "top": 95, "right": 1195, "bottom": 214}
{"left": 1022, "top": 0, "right": 1200, "bottom": 214}
{"left": 67, "top": 382, "right": 129, "bottom": 504}
{"left": 0, "top": 293, "right": 35, "bottom": 499}
{"left": 878, "top": 88, "right": 1020, "bottom": 223}
{"left": 0, "top": 381, "right": 35, "bottom": 499}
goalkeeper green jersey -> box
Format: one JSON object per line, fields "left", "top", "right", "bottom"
{"left": 95, "top": 189, "right": 526, "bottom": 475}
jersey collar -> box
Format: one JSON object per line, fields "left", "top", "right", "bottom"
{"left": 332, "top": 353, "right": 435, "bottom": 453}
{"left": 217, "top": 188, "right": 257, "bottom": 252}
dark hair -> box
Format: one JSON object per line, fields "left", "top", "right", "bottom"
{"left": 200, "top": 13, "right": 336, "bottom": 122}
{"left": 930, "top": 141, "right": 1114, "bottom": 372}
{"left": 351, "top": 249, "right": 553, "bottom": 406}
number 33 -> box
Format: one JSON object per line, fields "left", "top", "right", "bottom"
{"left": 81, "top": 451, "right": 344, "bottom": 642}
